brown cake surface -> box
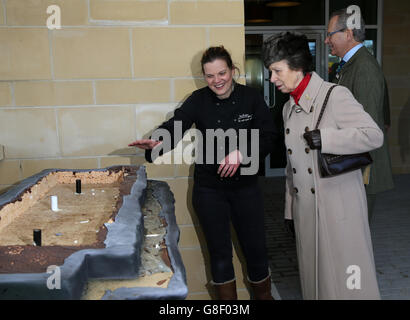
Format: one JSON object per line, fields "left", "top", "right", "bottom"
{"left": 0, "top": 166, "right": 138, "bottom": 274}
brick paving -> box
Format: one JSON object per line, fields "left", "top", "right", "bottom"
{"left": 260, "top": 174, "right": 410, "bottom": 300}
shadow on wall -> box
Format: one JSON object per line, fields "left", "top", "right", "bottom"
{"left": 192, "top": 50, "right": 206, "bottom": 91}
{"left": 398, "top": 95, "right": 410, "bottom": 163}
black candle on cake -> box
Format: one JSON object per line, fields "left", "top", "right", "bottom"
{"left": 33, "top": 229, "right": 41, "bottom": 246}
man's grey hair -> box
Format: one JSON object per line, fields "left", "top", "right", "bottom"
{"left": 330, "top": 8, "right": 366, "bottom": 43}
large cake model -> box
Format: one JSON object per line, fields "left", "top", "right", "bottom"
{"left": 0, "top": 165, "right": 187, "bottom": 300}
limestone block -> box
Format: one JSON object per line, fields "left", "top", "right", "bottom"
{"left": 58, "top": 106, "right": 135, "bottom": 156}
{"left": 90, "top": 0, "right": 168, "bottom": 22}
{"left": 180, "top": 248, "right": 209, "bottom": 293}
{"left": 96, "top": 80, "right": 170, "bottom": 104}
{"left": 178, "top": 224, "right": 204, "bottom": 248}
{"left": 6, "top": 0, "right": 88, "bottom": 26}
{"left": 132, "top": 27, "right": 206, "bottom": 77}
{"left": 100, "top": 155, "right": 146, "bottom": 168}
{"left": 52, "top": 28, "right": 131, "bottom": 79}
{"left": 209, "top": 27, "right": 245, "bottom": 73}
{"left": 180, "top": 245, "right": 249, "bottom": 296}
{"left": 174, "top": 79, "right": 207, "bottom": 102}
{"left": 20, "top": 158, "right": 99, "bottom": 179}
{"left": 170, "top": 0, "right": 244, "bottom": 25}
{"left": 0, "top": 161, "right": 21, "bottom": 185}
{"left": 0, "top": 3, "right": 4, "bottom": 25}
{"left": 0, "top": 28, "right": 51, "bottom": 80}
{"left": 0, "top": 83, "right": 12, "bottom": 107}
{"left": 145, "top": 162, "right": 176, "bottom": 179}
{"left": 0, "top": 108, "right": 59, "bottom": 158}
{"left": 135, "top": 103, "right": 178, "bottom": 139}
{"left": 14, "top": 81, "right": 94, "bottom": 107}
{"left": 165, "top": 178, "right": 195, "bottom": 225}
{"left": 175, "top": 163, "right": 194, "bottom": 177}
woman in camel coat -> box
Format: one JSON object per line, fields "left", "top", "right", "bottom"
{"left": 263, "top": 32, "right": 383, "bottom": 299}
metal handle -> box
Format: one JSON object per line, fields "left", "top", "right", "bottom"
{"left": 268, "top": 82, "right": 276, "bottom": 109}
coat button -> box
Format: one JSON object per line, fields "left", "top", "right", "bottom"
{"left": 293, "top": 168, "right": 297, "bottom": 174}
{"left": 286, "top": 128, "right": 290, "bottom": 134}
{"left": 305, "top": 126, "right": 310, "bottom": 132}
{"left": 294, "top": 187, "right": 298, "bottom": 194}
{"left": 216, "top": 102, "right": 220, "bottom": 106}
{"left": 288, "top": 149, "right": 293, "bottom": 155}
{"left": 232, "top": 101, "right": 236, "bottom": 104}
{"left": 308, "top": 168, "right": 313, "bottom": 174}
{"left": 217, "top": 120, "right": 221, "bottom": 123}
{"left": 305, "top": 147, "right": 310, "bottom": 154}
{"left": 311, "top": 188, "right": 315, "bottom": 194}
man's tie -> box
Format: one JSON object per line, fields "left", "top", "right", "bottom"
{"left": 336, "top": 59, "right": 346, "bottom": 74}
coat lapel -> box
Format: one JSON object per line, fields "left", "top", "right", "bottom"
{"left": 284, "top": 72, "right": 324, "bottom": 119}
{"left": 298, "top": 72, "right": 323, "bottom": 114}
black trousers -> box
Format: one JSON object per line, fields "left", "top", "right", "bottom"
{"left": 192, "top": 182, "right": 270, "bottom": 284}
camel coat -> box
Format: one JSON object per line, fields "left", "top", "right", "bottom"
{"left": 283, "top": 72, "right": 383, "bottom": 300}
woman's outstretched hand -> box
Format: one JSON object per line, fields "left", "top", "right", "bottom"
{"left": 128, "top": 139, "right": 162, "bottom": 150}
{"left": 217, "top": 150, "right": 243, "bottom": 178}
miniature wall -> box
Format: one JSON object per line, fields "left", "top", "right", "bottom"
{"left": 0, "top": 0, "right": 247, "bottom": 299}
{"left": 383, "top": 0, "right": 410, "bottom": 174}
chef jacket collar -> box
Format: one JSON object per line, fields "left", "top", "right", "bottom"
{"left": 209, "top": 81, "right": 237, "bottom": 104}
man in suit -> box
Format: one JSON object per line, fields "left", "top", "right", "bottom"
{"left": 325, "top": 7, "right": 394, "bottom": 224}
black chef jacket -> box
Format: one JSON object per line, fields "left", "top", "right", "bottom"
{"left": 146, "top": 83, "right": 279, "bottom": 188}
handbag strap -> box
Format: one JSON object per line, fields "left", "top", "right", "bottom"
{"left": 314, "top": 85, "right": 338, "bottom": 130}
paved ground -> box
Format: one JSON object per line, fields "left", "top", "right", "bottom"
{"left": 260, "top": 174, "right": 410, "bottom": 300}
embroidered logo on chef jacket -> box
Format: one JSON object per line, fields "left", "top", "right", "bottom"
{"left": 236, "top": 113, "right": 253, "bottom": 123}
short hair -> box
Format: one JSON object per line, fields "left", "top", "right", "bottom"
{"left": 330, "top": 7, "right": 366, "bottom": 43}
{"left": 262, "top": 32, "right": 313, "bottom": 74}
{"left": 200, "top": 46, "right": 237, "bottom": 74}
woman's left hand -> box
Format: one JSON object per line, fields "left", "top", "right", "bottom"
{"left": 217, "top": 150, "right": 243, "bottom": 177}
{"left": 303, "top": 129, "right": 322, "bottom": 150}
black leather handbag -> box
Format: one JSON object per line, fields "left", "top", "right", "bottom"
{"left": 315, "top": 85, "right": 372, "bottom": 178}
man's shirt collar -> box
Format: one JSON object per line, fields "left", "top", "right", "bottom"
{"left": 342, "top": 43, "right": 364, "bottom": 63}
